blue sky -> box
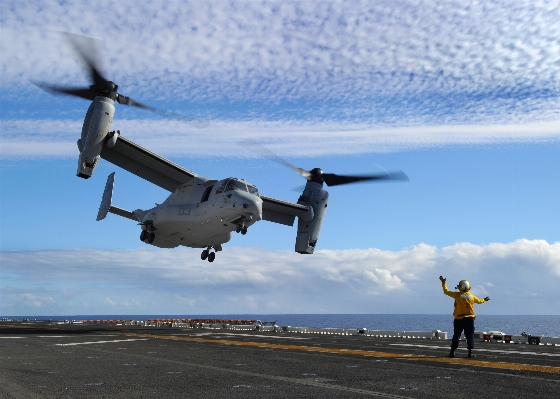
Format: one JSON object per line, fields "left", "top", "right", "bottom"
{"left": 1, "top": 0, "right": 559, "bottom": 317}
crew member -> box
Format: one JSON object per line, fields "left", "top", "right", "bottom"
{"left": 439, "top": 276, "right": 490, "bottom": 358}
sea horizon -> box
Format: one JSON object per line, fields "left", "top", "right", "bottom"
{"left": 2, "top": 314, "right": 559, "bottom": 337}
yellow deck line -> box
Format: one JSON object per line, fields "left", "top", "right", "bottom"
{"left": 118, "top": 332, "right": 560, "bottom": 375}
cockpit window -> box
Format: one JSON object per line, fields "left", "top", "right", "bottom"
{"left": 200, "top": 185, "right": 213, "bottom": 202}
{"left": 215, "top": 179, "right": 228, "bottom": 194}
{"left": 216, "top": 178, "right": 246, "bottom": 194}
{"left": 215, "top": 178, "right": 259, "bottom": 196}
{"left": 225, "top": 179, "right": 247, "bottom": 192}
{"left": 247, "top": 184, "right": 259, "bottom": 196}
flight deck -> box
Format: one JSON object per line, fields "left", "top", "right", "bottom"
{"left": 1, "top": 321, "right": 558, "bottom": 398}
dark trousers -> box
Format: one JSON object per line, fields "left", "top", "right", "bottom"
{"left": 451, "top": 317, "right": 475, "bottom": 350}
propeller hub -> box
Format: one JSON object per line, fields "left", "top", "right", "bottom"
{"left": 309, "top": 168, "right": 324, "bottom": 184}
{"left": 90, "top": 81, "right": 118, "bottom": 98}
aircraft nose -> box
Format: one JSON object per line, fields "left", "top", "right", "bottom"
{"left": 233, "top": 191, "right": 262, "bottom": 223}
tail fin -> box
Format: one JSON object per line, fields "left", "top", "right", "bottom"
{"left": 97, "top": 172, "right": 115, "bottom": 221}
{"left": 96, "top": 172, "right": 138, "bottom": 221}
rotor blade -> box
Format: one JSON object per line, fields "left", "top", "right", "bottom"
{"left": 32, "top": 81, "right": 96, "bottom": 101}
{"left": 322, "top": 171, "right": 409, "bottom": 187}
{"left": 239, "top": 139, "right": 311, "bottom": 179}
{"left": 116, "top": 93, "right": 153, "bottom": 109}
{"left": 116, "top": 94, "right": 208, "bottom": 128}
{"left": 290, "top": 185, "right": 307, "bottom": 192}
{"left": 61, "top": 32, "right": 107, "bottom": 86}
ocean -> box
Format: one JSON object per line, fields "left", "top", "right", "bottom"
{"left": 7, "top": 314, "right": 560, "bottom": 337}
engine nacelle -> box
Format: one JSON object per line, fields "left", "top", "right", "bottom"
{"left": 76, "top": 96, "right": 115, "bottom": 179}
{"left": 295, "top": 182, "right": 329, "bottom": 254}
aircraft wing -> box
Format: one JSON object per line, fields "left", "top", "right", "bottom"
{"left": 100, "top": 132, "right": 195, "bottom": 192}
{"left": 261, "top": 195, "right": 310, "bottom": 226}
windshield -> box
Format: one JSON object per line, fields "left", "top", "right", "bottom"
{"left": 216, "top": 178, "right": 246, "bottom": 194}
{"left": 247, "top": 184, "right": 259, "bottom": 196}
{"left": 215, "top": 178, "right": 259, "bottom": 196}
{"left": 225, "top": 179, "right": 247, "bottom": 192}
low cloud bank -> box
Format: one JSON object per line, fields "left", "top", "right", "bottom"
{"left": 2, "top": 119, "right": 559, "bottom": 158}
{"left": 1, "top": 239, "right": 558, "bottom": 315}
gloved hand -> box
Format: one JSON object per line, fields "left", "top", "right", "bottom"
{"left": 439, "top": 276, "right": 446, "bottom": 284}
{"left": 484, "top": 297, "right": 490, "bottom": 301}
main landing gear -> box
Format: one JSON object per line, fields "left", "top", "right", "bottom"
{"left": 201, "top": 247, "right": 216, "bottom": 262}
{"left": 140, "top": 230, "right": 155, "bottom": 244}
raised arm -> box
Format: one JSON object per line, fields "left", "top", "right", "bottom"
{"left": 439, "top": 276, "right": 455, "bottom": 298}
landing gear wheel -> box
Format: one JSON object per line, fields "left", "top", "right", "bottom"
{"left": 140, "top": 230, "right": 148, "bottom": 241}
{"left": 147, "top": 232, "right": 155, "bottom": 244}
{"left": 241, "top": 227, "right": 248, "bottom": 235}
{"left": 208, "top": 252, "right": 216, "bottom": 262}
{"left": 235, "top": 225, "right": 241, "bottom": 233}
{"left": 201, "top": 249, "right": 209, "bottom": 260}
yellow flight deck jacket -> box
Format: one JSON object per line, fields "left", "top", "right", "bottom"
{"left": 442, "top": 282, "right": 486, "bottom": 319}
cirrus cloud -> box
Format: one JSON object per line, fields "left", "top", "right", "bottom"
{"left": 0, "top": 0, "right": 558, "bottom": 125}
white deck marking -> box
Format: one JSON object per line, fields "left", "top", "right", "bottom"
{"left": 391, "top": 343, "right": 560, "bottom": 357}
{"left": 55, "top": 338, "right": 148, "bottom": 346}
{"left": 38, "top": 336, "right": 70, "bottom": 338}
{"left": 174, "top": 332, "right": 310, "bottom": 339}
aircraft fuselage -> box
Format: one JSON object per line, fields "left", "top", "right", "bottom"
{"left": 137, "top": 177, "right": 263, "bottom": 249}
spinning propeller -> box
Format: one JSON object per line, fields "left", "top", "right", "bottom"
{"left": 240, "top": 140, "right": 409, "bottom": 187}
{"left": 33, "top": 32, "right": 207, "bottom": 127}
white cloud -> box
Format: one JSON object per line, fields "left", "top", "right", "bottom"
{"left": 2, "top": 1, "right": 559, "bottom": 160}
{"left": 1, "top": 239, "right": 559, "bottom": 315}
{"left": 10, "top": 2, "right": 560, "bottom": 87}
{"left": 104, "top": 297, "right": 116, "bottom": 306}
{"left": 0, "top": 1, "right": 559, "bottom": 123}
{"left": 364, "top": 269, "right": 405, "bottom": 290}
{"left": 1, "top": 118, "right": 559, "bottom": 158}
{"left": 17, "top": 293, "right": 56, "bottom": 308}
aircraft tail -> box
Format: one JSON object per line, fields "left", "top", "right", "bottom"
{"left": 96, "top": 172, "right": 137, "bottom": 221}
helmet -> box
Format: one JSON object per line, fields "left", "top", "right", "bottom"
{"left": 455, "top": 280, "right": 470, "bottom": 291}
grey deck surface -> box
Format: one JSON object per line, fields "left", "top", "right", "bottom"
{"left": 1, "top": 322, "right": 558, "bottom": 398}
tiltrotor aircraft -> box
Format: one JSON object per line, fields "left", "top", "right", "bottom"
{"left": 36, "top": 34, "right": 408, "bottom": 262}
